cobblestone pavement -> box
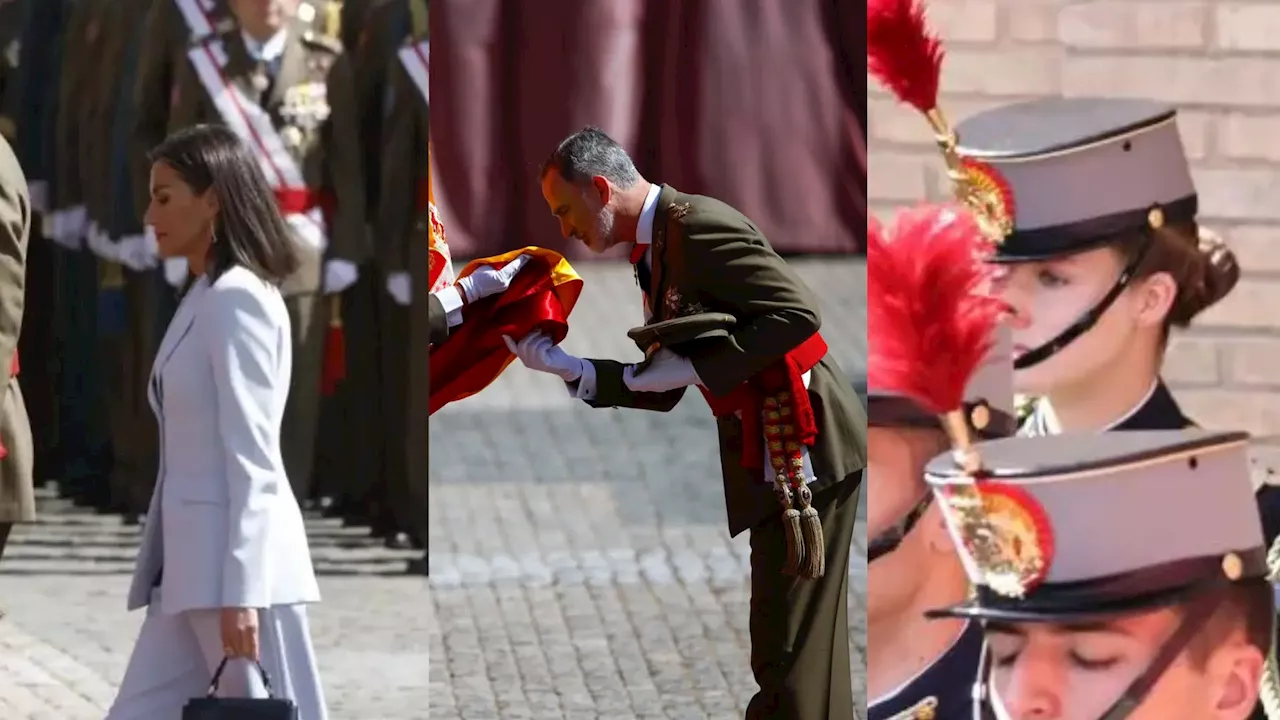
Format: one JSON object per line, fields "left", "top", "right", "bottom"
{"left": 428, "top": 258, "right": 867, "bottom": 719}
{"left": 0, "top": 492, "right": 429, "bottom": 719}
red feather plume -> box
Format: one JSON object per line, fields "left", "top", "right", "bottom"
{"left": 867, "top": 0, "right": 944, "bottom": 113}
{"left": 868, "top": 205, "right": 1005, "bottom": 415}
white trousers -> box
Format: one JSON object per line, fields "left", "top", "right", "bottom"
{"left": 105, "top": 587, "right": 328, "bottom": 720}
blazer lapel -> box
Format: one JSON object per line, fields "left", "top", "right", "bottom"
{"left": 149, "top": 283, "right": 205, "bottom": 404}
{"left": 649, "top": 184, "right": 679, "bottom": 321}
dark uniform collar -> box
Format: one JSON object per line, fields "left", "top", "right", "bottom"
{"left": 868, "top": 623, "right": 983, "bottom": 720}
{"left": 1021, "top": 379, "right": 1192, "bottom": 436}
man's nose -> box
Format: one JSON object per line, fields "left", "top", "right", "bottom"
{"left": 558, "top": 219, "right": 573, "bottom": 239}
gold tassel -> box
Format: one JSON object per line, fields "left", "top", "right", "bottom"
{"left": 796, "top": 484, "right": 825, "bottom": 579}
{"left": 777, "top": 474, "right": 806, "bottom": 576}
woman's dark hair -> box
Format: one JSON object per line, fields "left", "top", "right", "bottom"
{"left": 1112, "top": 220, "right": 1239, "bottom": 328}
{"left": 147, "top": 124, "right": 300, "bottom": 284}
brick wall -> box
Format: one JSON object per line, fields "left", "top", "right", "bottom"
{"left": 868, "top": 0, "right": 1280, "bottom": 465}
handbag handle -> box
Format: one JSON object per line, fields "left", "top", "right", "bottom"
{"left": 206, "top": 656, "right": 277, "bottom": 698}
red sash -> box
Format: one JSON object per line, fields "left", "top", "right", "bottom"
{"left": 698, "top": 332, "right": 828, "bottom": 471}
{"left": 274, "top": 188, "right": 330, "bottom": 214}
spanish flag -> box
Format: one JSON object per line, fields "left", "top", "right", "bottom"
{"left": 428, "top": 247, "right": 584, "bottom": 414}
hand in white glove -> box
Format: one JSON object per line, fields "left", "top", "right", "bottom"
{"left": 87, "top": 227, "right": 108, "bottom": 259}
{"left": 502, "top": 330, "right": 584, "bottom": 382}
{"left": 386, "top": 271, "right": 412, "bottom": 306}
{"left": 324, "top": 259, "right": 359, "bottom": 294}
{"left": 622, "top": 349, "right": 702, "bottom": 393}
{"left": 119, "top": 230, "right": 160, "bottom": 272}
{"left": 163, "top": 257, "right": 189, "bottom": 287}
{"left": 458, "top": 253, "right": 533, "bottom": 304}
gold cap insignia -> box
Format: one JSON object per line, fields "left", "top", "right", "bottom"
{"left": 943, "top": 481, "right": 1054, "bottom": 598}
{"left": 958, "top": 158, "right": 1016, "bottom": 244}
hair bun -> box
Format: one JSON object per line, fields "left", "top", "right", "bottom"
{"left": 1196, "top": 227, "right": 1240, "bottom": 310}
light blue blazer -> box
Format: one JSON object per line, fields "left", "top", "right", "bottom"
{"left": 126, "top": 265, "right": 321, "bottom": 614}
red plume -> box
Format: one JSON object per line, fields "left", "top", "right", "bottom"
{"left": 867, "top": 0, "right": 944, "bottom": 113}
{"left": 868, "top": 205, "right": 1005, "bottom": 415}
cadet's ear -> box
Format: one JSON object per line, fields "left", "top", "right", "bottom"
{"left": 1208, "top": 640, "right": 1263, "bottom": 719}
{"left": 1133, "top": 270, "right": 1177, "bottom": 329}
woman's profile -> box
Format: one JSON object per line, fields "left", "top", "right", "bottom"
{"left": 104, "top": 124, "right": 326, "bottom": 719}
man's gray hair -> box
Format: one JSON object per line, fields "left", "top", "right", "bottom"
{"left": 540, "top": 126, "right": 640, "bottom": 188}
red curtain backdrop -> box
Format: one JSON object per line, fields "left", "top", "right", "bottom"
{"left": 429, "top": 0, "right": 867, "bottom": 262}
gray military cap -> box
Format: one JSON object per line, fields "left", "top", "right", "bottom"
{"left": 953, "top": 97, "right": 1197, "bottom": 263}
{"left": 923, "top": 429, "right": 1265, "bottom": 622}
{"left": 868, "top": 323, "right": 1016, "bottom": 439}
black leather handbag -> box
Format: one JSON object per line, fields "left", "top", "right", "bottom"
{"left": 182, "top": 657, "right": 299, "bottom": 720}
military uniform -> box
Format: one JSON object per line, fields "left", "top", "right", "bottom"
{"left": 306, "top": 0, "right": 402, "bottom": 545}
{"left": 865, "top": 204, "right": 1017, "bottom": 719}
{"left": 48, "top": 0, "right": 114, "bottom": 508}
{"left": 924, "top": 429, "right": 1273, "bottom": 719}
{"left": 127, "top": 0, "right": 235, "bottom": 519}
{"left": 368, "top": 0, "right": 426, "bottom": 553}
{"left": 0, "top": 132, "right": 34, "bottom": 544}
{"left": 568, "top": 183, "right": 866, "bottom": 718}
{"left": 169, "top": 21, "right": 368, "bottom": 502}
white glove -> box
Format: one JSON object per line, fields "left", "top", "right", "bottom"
{"left": 324, "top": 259, "right": 359, "bottom": 294}
{"left": 163, "top": 257, "right": 189, "bottom": 287}
{"left": 458, "top": 253, "right": 533, "bottom": 304}
{"left": 502, "top": 330, "right": 584, "bottom": 382}
{"left": 386, "top": 271, "right": 412, "bottom": 306}
{"left": 622, "top": 349, "right": 702, "bottom": 393}
{"left": 123, "top": 227, "right": 161, "bottom": 271}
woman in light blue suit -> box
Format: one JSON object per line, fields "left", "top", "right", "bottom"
{"left": 106, "top": 124, "right": 326, "bottom": 719}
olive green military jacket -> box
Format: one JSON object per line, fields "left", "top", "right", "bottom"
{"left": 584, "top": 185, "right": 868, "bottom": 537}
{"left": 374, "top": 30, "right": 426, "bottom": 282}
{"left": 169, "top": 26, "right": 368, "bottom": 296}
{"left": 0, "top": 133, "right": 33, "bottom": 522}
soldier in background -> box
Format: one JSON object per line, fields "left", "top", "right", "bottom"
{"left": 48, "top": 0, "right": 114, "bottom": 510}
{"left": 304, "top": 0, "right": 410, "bottom": 549}
{"left": 168, "top": 0, "right": 368, "bottom": 506}
{"left": 374, "top": 0, "right": 427, "bottom": 568}
{"left": 312, "top": 0, "right": 415, "bottom": 550}
{"left": 129, "top": 0, "right": 236, "bottom": 523}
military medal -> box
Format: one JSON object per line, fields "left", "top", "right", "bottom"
{"left": 281, "top": 126, "right": 304, "bottom": 148}
{"left": 250, "top": 70, "right": 270, "bottom": 94}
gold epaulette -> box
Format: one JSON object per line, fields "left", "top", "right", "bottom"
{"left": 0, "top": 116, "right": 14, "bottom": 141}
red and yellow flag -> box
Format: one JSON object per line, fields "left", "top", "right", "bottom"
{"left": 428, "top": 247, "right": 584, "bottom": 414}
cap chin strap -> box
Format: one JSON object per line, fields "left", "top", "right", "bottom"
{"left": 867, "top": 493, "right": 933, "bottom": 563}
{"left": 1013, "top": 234, "right": 1154, "bottom": 371}
{"left": 971, "top": 589, "right": 1224, "bottom": 720}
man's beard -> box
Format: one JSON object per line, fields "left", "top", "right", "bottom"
{"left": 588, "top": 210, "right": 615, "bottom": 253}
